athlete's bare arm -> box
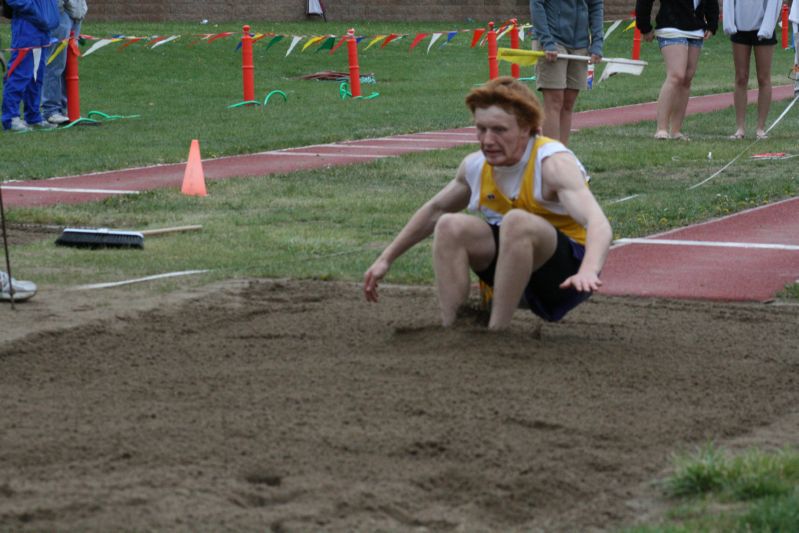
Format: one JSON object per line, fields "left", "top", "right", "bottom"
{"left": 363, "top": 160, "right": 472, "bottom": 302}
{"left": 540, "top": 153, "right": 612, "bottom": 292}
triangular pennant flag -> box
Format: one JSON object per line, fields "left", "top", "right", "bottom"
{"left": 302, "top": 35, "right": 325, "bottom": 52}
{"left": 624, "top": 20, "right": 637, "bottom": 31}
{"left": 285, "top": 35, "right": 302, "bottom": 56}
{"left": 118, "top": 37, "right": 143, "bottom": 50}
{"left": 381, "top": 33, "right": 400, "bottom": 48}
{"left": 316, "top": 36, "right": 335, "bottom": 52}
{"left": 151, "top": 35, "right": 179, "bottom": 48}
{"left": 598, "top": 61, "right": 645, "bottom": 83}
{"left": 329, "top": 35, "right": 348, "bottom": 55}
{"left": 263, "top": 34, "right": 284, "bottom": 53}
{"left": 497, "top": 26, "right": 512, "bottom": 41}
{"left": 355, "top": 36, "right": 366, "bottom": 44}
{"left": 518, "top": 24, "right": 529, "bottom": 42}
{"left": 365, "top": 34, "right": 386, "bottom": 50}
{"left": 441, "top": 31, "right": 457, "bottom": 46}
{"left": 496, "top": 47, "right": 542, "bottom": 66}
{"left": 427, "top": 33, "right": 442, "bottom": 53}
{"left": 206, "top": 32, "right": 233, "bottom": 43}
{"left": 82, "top": 37, "right": 117, "bottom": 57}
{"left": 5, "top": 48, "right": 29, "bottom": 79}
{"left": 69, "top": 38, "right": 80, "bottom": 57}
{"left": 32, "top": 48, "right": 42, "bottom": 81}
{"left": 47, "top": 40, "right": 67, "bottom": 65}
{"left": 409, "top": 33, "right": 428, "bottom": 51}
{"left": 471, "top": 28, "right": 486, "bottom": 47}
{"left": 604, "top": 19, "right": 622, "bottom": 40}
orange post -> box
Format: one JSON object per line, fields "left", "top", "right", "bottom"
{"left": 346, "top": 28, "right": 361, "bottom": 97}
{"left": 782, "top": 4, "right": 789, "bottom": 49}
{"left": 487, "top": 22, "right": 499, "bottom": 80}
{"left": 65, "top": 30, "right": 81, "bottom": 122}
{"left": 241, "top": 25, "right": 255, "bottom": 102}
{"left": 509, "top": 19, "right": 520, "bottom": 79}
{"left": 632, "top": 24, "right": 642, "bottom": 60}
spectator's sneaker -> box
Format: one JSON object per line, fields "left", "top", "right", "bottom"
{"left": 47, "top": 112, "right": 70, "bottom": 125}
{"left": 7, "top": 117, "right": 31, "bottom": 132}
{"left": 30, "top": 120, "right": 57, "bottom": 130}
{"left": 0, "top": 271, "right": 37, "bottom": 302}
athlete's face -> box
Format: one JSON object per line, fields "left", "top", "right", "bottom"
{"left": 474, "top": 105, "right": 531, "bottom": 167}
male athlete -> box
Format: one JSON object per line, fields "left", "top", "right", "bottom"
{"left": 363, "top": 77, "right": 612, "bottom": 329}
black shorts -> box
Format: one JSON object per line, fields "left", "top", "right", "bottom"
{"left": 730, "top": 30, "right": 777, "bottom": 46}
{"left": 474, "top": 223, "right": 590, "bottom": 322}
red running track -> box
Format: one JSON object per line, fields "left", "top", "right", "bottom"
{"left": 2, "top": 87, "right": 798, "bottom": 301}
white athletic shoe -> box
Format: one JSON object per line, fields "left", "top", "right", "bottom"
{"left": 7, "top": 117, "right": 31, "bottom": 133}
{"left": 47, "top": 112, "right": 70, "bottom": 125}
{"left": 0, "top": 271, "right": 37, "bottom": 302}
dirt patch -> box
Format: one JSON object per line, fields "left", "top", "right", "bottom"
{"left": 3, "top": 224, "right": 62, "bottom": 246}
{"left": 0, "top": 279, "right": 797, "bottom": 531}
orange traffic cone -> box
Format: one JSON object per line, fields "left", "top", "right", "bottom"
{"left": 181, "top": 139, "right": 207, "bottom": 197}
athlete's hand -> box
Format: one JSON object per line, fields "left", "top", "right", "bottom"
{"left": 560, "top": 271, "right": 602, "bottom": 293}
{"left": 545, "top": 49, "right": 559, "bottom": 62}
{"left": 363, "top": 258, "right": 390, "bottom": 302}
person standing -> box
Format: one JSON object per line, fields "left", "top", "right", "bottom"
{"left": 723, "top": 0, "right": 781, "bottom": 140}
{"left": 636, "top": 0, "right": 720, "bottom": 140}
{"left": 41, "top": 0, "right": 87, "bottom": 125}
{"left": 1, "top": 0, "right": 60, "bottom": 132}
{"left": 530, "top": 0, "right": 604, "bottom": 146}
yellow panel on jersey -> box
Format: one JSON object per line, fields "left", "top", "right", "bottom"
{"left": 479, "top": 136, "right": 587, "bottom": 245}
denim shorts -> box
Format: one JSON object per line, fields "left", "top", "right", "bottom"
{"left": 657, "top": 36, "right": 704, "bottom": 49}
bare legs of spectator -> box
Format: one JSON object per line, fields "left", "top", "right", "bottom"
{"left": 654, "top": 44, "right": 701, "bottom": 140}
{"left": 541, "top": 88, "right": 580, "bottom": 145}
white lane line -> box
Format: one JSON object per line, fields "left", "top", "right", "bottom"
{"left": 419, "top": 131, "right": 476, "bottom": 137}
{"left": 335, "top": 143, "right": 436, "bottom": 150}
{"left": 376, "top": 137, "right": 476, "bottom": 144}
{"left": 1, "top": 185, "right": 140, "bottom": 195}
{"left": 73, "top": 269, "right": 210, "bottom": 290}
{"left": 268, "top": 151, "right": 385, "bottom": 158}
{"left": 614, "top": 238, "right": 799, "bottom": 251}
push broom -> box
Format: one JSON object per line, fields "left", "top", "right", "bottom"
{"left": 55, "top": 225, "right": 202, "bottom": 249}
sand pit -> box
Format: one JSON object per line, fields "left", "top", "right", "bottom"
{"left": 1, "top": 279, "right": 798, "bottom": 531}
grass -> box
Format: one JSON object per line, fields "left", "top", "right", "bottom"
{"left": 0, "top": 20, "right": 797, "bottom": 179}
{"left": 0, "top": 20, "right": 796, "bottom": 291}
{"left": 625, "top": 444, "right": 799, "bottom": 532}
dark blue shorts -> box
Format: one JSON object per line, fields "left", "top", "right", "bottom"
{"left": 475, "top": 223, "right": 590, "bottom": 322}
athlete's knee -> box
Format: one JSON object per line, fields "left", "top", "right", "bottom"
{"left": 499, "top": 209, "right": 547, "bottom": 240}
{"left": 436, "top": 213, "right": 475, "bottom": 239}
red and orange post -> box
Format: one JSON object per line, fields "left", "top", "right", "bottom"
{"left": 346, "top": 28, "right": 362, "bottom": 98}
{"left": 632, "top": 13, "right": 642, "bottom": 60}
{"left": 487, "top": 22, "right": 499, "bottom": 80}
{"left": 782, "top": 4, "right": 790, "bottom": 49}
{"left": 241, "top": 25, "right": 255, "bottom": 103}
{"left": 509, "top": 19, "right": 520, "bottom": 79}
{"left": 65, "top": 30, "right": 81, "bottom": 122}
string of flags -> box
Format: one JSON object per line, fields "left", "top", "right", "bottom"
{"left": 3, "top": 18, "right": 642, "bottom": 62}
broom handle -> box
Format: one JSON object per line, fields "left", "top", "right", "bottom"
{"left": 552, "top": 52, "right": 648, "bottom": 67}
{"left": 139, "top": 225, "right": 203, "bottom": 237}
{"left": 0, "top": 184, "right": 15, "bottom": 309}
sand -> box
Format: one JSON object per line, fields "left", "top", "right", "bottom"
{"left": 1, "top": 276, "right": 798, "bottom": 532}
